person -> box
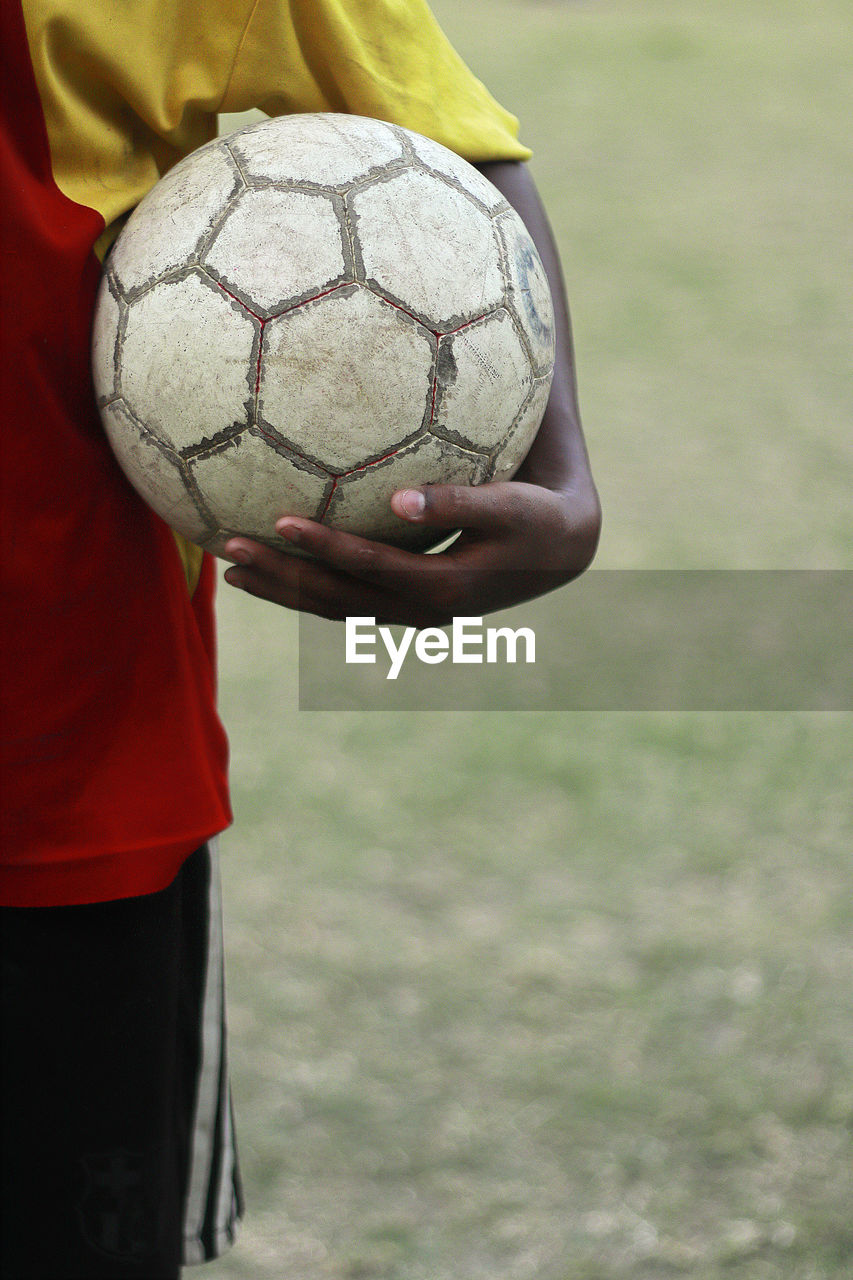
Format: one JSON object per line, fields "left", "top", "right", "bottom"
{"left": 0, "top": 0, "right": 600, "bottom": 1275}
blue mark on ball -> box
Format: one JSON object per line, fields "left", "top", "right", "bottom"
{"left": 514, "top": 243, "right": 552, "bottom": 346}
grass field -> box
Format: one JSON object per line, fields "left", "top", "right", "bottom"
{"left": 207, "top": 2, "right": 851, "bottom": 1276}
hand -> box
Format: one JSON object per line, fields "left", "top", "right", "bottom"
{"left": 222, "top": 474, "right": 601, "bottom": 628}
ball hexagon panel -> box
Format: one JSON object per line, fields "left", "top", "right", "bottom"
{"left": 432, "top": 309, "right": 533, "bottom": 454}
{"left": 100, "top": 400, "right": 213, "bottom": 544}
{"left": 91, "top": 275, "right": 122, "bottom": 404}
{"left": 189, "top": 431, "right": 330, "bottom": 550}
{"left": 325, "top": 434, "right": 489, "bottom": 548}
{"left": 110, "top": 144, "right": 241, "bottom": 294}
{"left": 229, "top": 113, "right": 404, "bottom": 187}
{"left": 203, "top": 187, "right": 348, "bottom": 314}
{"left": 351, "top": 170, "right": 505, "bottom": 326}
{"left": 259, "top": 286, "right": 435, "bottom": 474}
{"left": 120, "top": 271, "right": 257, "bottom": 450}
{"left": 490, "top": 376, "right": 553, "bottom": 483}
{"left": 406, "top": 132, "right": 509, "bottom": 213}
{"left": 495, "top": 209, "right": 556, "bottom": 377}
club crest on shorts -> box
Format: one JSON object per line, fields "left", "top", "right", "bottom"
{"left": 77, "top": 1149, "right": 160, "bottom": 1260}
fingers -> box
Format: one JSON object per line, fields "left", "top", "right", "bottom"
{"left": 224, "top": 537, "right": 373, "bottom": 615}
{"left": 224, "top": 555, "right": 374, "bottom": 621}
{"left": 269, "top": 518, "right": 424, "bottom": 585}
{"left": 222, "top": 537, "right": 451, "bottom": 627}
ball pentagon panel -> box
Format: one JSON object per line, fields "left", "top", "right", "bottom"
{"left": 351, "top": 170, "right": 504, "bottom": 326}
{"left": 203, "top": 187, "right": 349, "bottom": 315}
{"left": 119, "top": 272, "right": 257, "bottom": 450}
{"left": 406, "top": 132, "right": 509, "bottom": 213}
{"left": 259, "top": 286, "right": 435, "bottom": 474}
{"left": 190, "top": 432, "right": 331, "bottom": 556}
{"left": 491, "top": 377, "right": 554, "bottom": 483}
{"left": 432, "top": 309, "right": 533, "bottom": 454}
{"left": 228, "top": 113, "right": 405, "bottom": 187}
{"left": 325, "top": 435, "right": 489, "bottom": 549}
{"left": 109, "top": 143, "right": 241, "bottom": 294}
{"left": 100, "top": 400, "right": 213, "bottom": 545}
{"left": 91, "top": 274, "right": 122, "bottom": 405}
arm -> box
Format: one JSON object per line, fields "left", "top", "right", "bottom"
{"left": 223, "top": 161, "right": 601, "bottom": 627}
{"left": 478, "top": 162, "right": 595, "bottom": 498}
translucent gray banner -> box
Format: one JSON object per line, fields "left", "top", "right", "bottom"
{"left": 297, "top": 571, "right": 851, "bottom": 710}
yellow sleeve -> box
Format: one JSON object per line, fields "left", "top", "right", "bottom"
{"left": 23, "top": 0, "right": 255, "bottom": 230}
{"left": 222, "top": 0, "right": 531, "bottom": 162}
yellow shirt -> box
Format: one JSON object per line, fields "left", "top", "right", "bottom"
{"left": 24, "top": 0, "right": 530, "bottom": 244}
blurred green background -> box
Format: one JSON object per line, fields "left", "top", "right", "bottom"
{"left": 208, "top": 1, "right": 851, "bottom": 1276}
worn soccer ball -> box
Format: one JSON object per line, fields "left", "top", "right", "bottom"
{"left": 92, "top": 113, "right": 555, "bottom": 558}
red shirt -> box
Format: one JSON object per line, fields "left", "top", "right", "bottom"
{"left": 0, "top": 0, "right": 231, "bottom": 906}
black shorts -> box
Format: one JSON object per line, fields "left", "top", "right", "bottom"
{"left": 0, "top": 841, "right": 243, "bottom": 1279}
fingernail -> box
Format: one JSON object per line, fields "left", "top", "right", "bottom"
{"left": 398, "top": 490, "right": 425, "bottom": 518}
{"left": 276, "top": 520, "right": 303, "bottom": 544}
{"left": 228, "top": 546, "right": 253, "bottom": 565}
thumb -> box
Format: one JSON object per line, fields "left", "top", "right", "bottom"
{"left": 391, "top": 482, "right": 520, "bottom": 532}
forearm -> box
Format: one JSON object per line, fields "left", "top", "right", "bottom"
{"left": 475, "top": 161, "right": 596, "bottom": 497}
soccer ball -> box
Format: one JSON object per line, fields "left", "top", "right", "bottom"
{"left": 92, "top": 113, "right": 555, "bottom": 558}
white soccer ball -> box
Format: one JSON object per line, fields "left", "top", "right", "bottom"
{"left": 92, "top": 113, "right": 555, "bottom": 557}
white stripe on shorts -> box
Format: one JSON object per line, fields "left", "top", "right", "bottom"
{"left": 183, "top": 838, "right": 241, "bottom": 1265}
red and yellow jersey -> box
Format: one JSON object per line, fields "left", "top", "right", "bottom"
{"left": 0, "top": 0, "right": 528, "bottom": 907}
